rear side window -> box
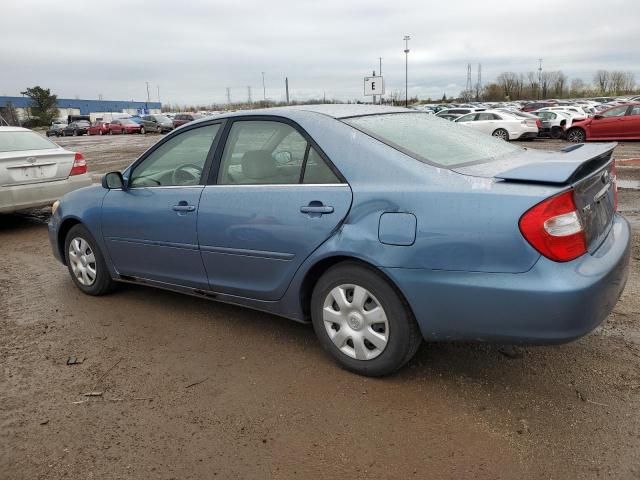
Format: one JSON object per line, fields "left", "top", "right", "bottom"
{"left": 303, "top": 148, "right": 340, "bottom": 184}
{"left": 0, "top": 131, "right": 57, "bottom": 152}
{"left": 344, "top": 113, "right": 520, "bottom": 167}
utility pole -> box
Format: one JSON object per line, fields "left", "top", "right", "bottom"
{"left": 261, "top": 72, "right": 266, "bottom": 101}
{"left": 285, "top": 77, "right": 290, "bottom": 104}
{"left": 476, "top": 64, "right": 482, "bottom": 101}
{"left": 403, "top": 35, "right": 411, "bottom": 107}
{"left": 157, "top": 85, "right": 160, "bottom": 103}
{"left": 379, "top": 57, "right": 383, "bottom": 104}
{"left": 145, "top": 81, "right": 150, "bottom": 103}
{"left": 466, "top": 63, "right": 472, "bottom": 100}
{"left": 247, "top": 86, "right": 252, "bottom": 104}
{"left": 538, "top": 58, "right": 543, "bottom": 100}
{"left": 226, "top": 87, "right": 231, "bottom": 104}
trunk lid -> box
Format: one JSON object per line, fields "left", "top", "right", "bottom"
{"left": 0, "top": 148, "right": 75, "bottom": 187}
{"left": 453, "top": 142, "right": 617, "bottom": 253}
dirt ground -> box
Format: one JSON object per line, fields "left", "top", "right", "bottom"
{"left": 1, "top": 135, "right": 640, "bottom": 479}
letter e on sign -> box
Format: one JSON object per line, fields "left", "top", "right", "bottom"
{"left": 364, "top": 76, "right": 384, "bottom": 96}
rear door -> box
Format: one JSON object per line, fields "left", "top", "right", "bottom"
{"left": 197, "top": 118, "right": 352, "bottom": 300}
{"left": 620, "top": 105, "right": 640, "bottom": 138}
{"left": 0, "top": 130, "right": 74, "bottom": 187}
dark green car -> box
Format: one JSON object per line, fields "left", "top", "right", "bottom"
{"left": 140, "top": 114, "right": 174, "bottom": 134}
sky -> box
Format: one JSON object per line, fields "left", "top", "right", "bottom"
{"left": 2, "top": 0, "right": 639, "bottom": 105}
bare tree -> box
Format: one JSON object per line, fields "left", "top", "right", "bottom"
{"left": 594, "top": 70, "right": 610, "bottom": 93}
{"left": 496, "top": 72, "right": 519, "bottom": 99}
{"left": 622, "top": 71, "right": 636, "bottom": 93}
{"left": 552, "top": 71, "right": 567, "bottom": 96}
{"left": 570, "top": 78, "right": 586, "bottom": 96}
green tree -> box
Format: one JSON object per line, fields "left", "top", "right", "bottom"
{"left": 20, "top": 86, "right": 59, "bottom": 126}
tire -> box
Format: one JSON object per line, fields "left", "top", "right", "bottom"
{"left": 46, "top": 132, "right": 51, "bottom": 137}
{"left": 99, "top": 129, "right": 103, "bottom": 135}
{"left": 64, "top": 224, "right": 115, "bottom": 296}
{"left": 72, "top": 129, "right": 78, "bottom": 136}
{"left": 492, "top": 128, "right": 509, "bottom": 141}
{"left": 109, "top": 129, "right": 113, "bottom": 135}
{"left": 140, "top": 126, "right": 145, "bottom": 134}
{"left": 311, "top": 261, "right": 422, "bottom": 377}
{"left": 550, "top": 126, "right": 563, "bottom": 139}
{"left": 157, "top": 125, "right": 163, "bottom": 133}
{"left": 566, "top": 127, "right": 586, "bottom": 143}
{"left": 121, "top": 129, "right": 126, "bottom": 135}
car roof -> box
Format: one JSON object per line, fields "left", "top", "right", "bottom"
{"left": 0, "top": 126, "right": 31, "bottom": 132}
{"left": 192, "top": 104, "right": 411, "bottom": 124}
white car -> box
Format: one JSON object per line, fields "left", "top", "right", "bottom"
{"left": 0, "top": 127, "right": 91, "bottom": 213}
{"left": 436, "top": 107, "right": 485, "bottom": 118}
{"left": 532, "top": 110, "right": 573, "bottom": 138}
{"left": 537, "top": 106, "right": 589, "bottom": 120}
{"left": 454, "top": 110, "right": 539, "bottom": 141}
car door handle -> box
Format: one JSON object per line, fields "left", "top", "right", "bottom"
{"left": 172, "top": 203, "right": 196, "bottom": 212}
{"left": 300, "top": 204, "right": 334, "bottom": 215}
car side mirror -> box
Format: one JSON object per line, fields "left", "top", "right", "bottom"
{"left": 594, "top": 114, "right": 603, "bottom": 120}
{"left": 102, "top": 171, "right": 126, "bottom": 190}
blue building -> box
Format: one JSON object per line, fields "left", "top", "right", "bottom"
{"left": 0, "top": 96, "right": 162, "bottom": 123}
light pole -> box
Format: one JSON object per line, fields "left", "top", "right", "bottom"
{"left": 403, "top": 35, "right": 411, "bottom": 107}
{"left": 261, "top": 72, "right": 266, "bottom": 101}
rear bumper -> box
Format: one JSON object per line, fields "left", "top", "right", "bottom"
{"left": 0, "top": 174, "right": 92, "bottom": 213}
{"left": 384, "top": 215, "right": 631, "bottom": 343}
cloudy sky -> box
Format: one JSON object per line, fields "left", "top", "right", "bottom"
{"left": 3, "top": 0, "right": 639, "bottom": 105}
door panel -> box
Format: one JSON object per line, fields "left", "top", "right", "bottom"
{"left": 197, "top": 185, "right": 352, "bottom": 300}
{"left": 102, "top": 187, "right": 208, "bottom": 288}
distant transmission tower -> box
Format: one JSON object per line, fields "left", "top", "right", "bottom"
{"left": 247, "top": 86, "right": 252, "bottom": 103}
{"left": 465, "top": 63, "right": 472, "bottom": 100}
{"left": 538, "top": 58, "right": 543, "bottom": 99}
{"left": 476, "top": 64, "right": 482, "bottom": 100}
{"left": 226, "top": 87, "right": 232, "bottom": 104}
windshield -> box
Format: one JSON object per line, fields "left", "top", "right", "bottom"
{"left": 0, "top": 131, "right": 58, "bottom": 152}
{"left": 343, "top": 113, "right": 521, "bottom": 167}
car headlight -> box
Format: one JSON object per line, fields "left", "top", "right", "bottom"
{"left": 51, "top": 200, "right": 60, "bottom": 215}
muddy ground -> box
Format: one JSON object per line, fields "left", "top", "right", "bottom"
{"left": 1, "top": 135, "right": 639, "bottom": 479}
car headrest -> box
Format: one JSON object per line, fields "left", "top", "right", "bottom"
{"left": 241, "top": 150, "right": 278, "bottom": 180}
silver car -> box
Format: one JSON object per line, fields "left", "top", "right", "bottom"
{"left": 140, "top": 114, "right": 174, "bottom": 134}
{"left": 0, "top": 127, "right": 91, "bottom": 213}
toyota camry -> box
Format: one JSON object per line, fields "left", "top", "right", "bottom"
{"left": 48, "top": 105, "right": 631, "bottom": 376}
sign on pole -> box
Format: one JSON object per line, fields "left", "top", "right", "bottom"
{"left": 364, "top": 76, "right": 384, "bottom": 96}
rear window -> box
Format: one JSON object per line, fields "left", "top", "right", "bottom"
{"left": 343, "top": 113, "right": 521, "bottom": 167}
{"left": 0, "top": 131, "right": 58, "bottom": 152}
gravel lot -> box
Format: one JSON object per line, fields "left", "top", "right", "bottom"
{"left": 2, "top": 134, "right": 639, "bottom": 479}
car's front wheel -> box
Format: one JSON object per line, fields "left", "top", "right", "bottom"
{"left": 65, "top": 224, "right": 115, "bottom": 296}
{"left": 311, "top": 262, "right": 421, "bottom": 376}
{"left": 566, "top": 127, "right": 586, "bottom": 143}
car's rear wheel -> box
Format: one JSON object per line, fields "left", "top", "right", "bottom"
{"left": 550, "top": 126, "right": 563, "bottom": 139}
{"left": 72, "top": 129, "right": 78, "bottom": 136}
{"left": 492, "top": 128, "right": 509, "bottom": 141}
{"left": 567, "top": 127, "right": 586, "bottom": 143}
{"left": 311, "top": 262, "right": 421, "bottom": 376}
{"left": 64, "top": 224, "right": 115, "bottom": 296}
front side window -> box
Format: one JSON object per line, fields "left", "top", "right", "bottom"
{"left": 344, "top": 113, "right": 521, "bottom": 167}
{"left": 130, "top": 124, "right": 219, "bottom": 187}
{"left": 628, "top": 106, "right": 640, "bottom": 116}
{"left": 601, "top": 106, "right": 628, "bottom": 118}
{"left": 476, "top": 113, "right": 495, "bottom": 121}
{"left": 456, "top": 113, "right": 475, "bottom": 123}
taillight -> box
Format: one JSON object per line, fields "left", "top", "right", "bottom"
{"left": 612, "top": 162, "right": 618, "bottom": 211}
{"left": 519, "top": 190, "right": 587, "bottom": 262}
{"left": 70, "top": 152, "right": 87, "bottom": 176}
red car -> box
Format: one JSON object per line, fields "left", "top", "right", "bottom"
{"left": 567, "top": 103, "right": 640, "bottom": 142}
{"left": 109, "top": 119, "right": 143, "bottom": 135}
{"left": 172, "top": 113, "right": 203, "bottom": 128}
{"left": 88, "top": 121, "right": 110, "bottom": 136}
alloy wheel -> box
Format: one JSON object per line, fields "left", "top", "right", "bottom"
{"left": 68, "top": 237, "right": 97, "bottom": 286}
{"left": 567, "top": 129, "right": 585, "bottom": 143}
{"left": 492, "top": 129, "right": 508, "bottom": 141}
{"left": 322, "top": 284, "right": 389, "bottom": 360}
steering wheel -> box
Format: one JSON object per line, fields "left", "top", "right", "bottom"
{"left": 172, "top": 163, "right": 203, "bottom": 185}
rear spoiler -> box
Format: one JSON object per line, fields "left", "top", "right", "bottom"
{"left": 495, "top": 142, "right": 616, "bottom": 185}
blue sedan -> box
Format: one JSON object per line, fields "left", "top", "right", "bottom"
{"left": 48, "top": 105, "right": 631, "bottom": 376}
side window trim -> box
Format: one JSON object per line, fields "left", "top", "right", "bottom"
{"left": 206, "top": 115, "right": 346, "bottom": 186}
{"left": 126, "top": 120, "right": 225, "bottom": 188}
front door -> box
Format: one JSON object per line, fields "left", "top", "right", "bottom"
{"left": 102, "top": 123, "right": 221, "bottom": 288}
{"left": 197, "top": 119, "right": 352, "bottom": 300}
{"left": 590, "top": 105, "right": 628, "bottom": 138}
